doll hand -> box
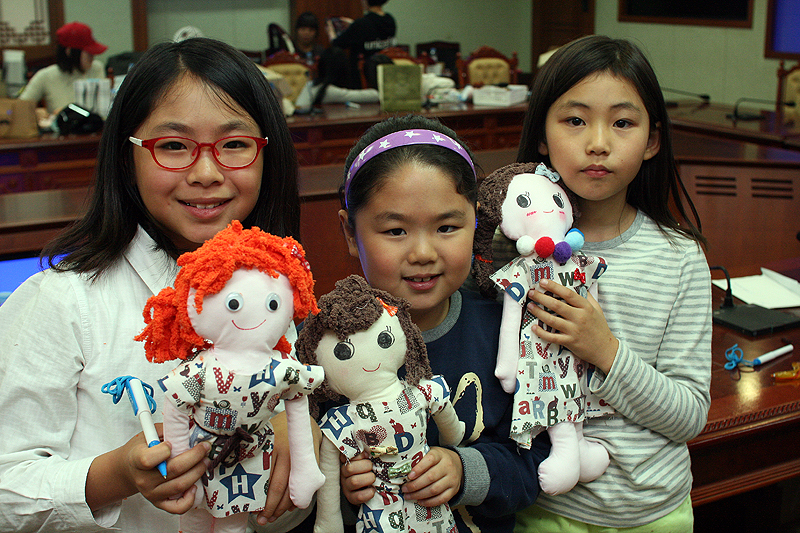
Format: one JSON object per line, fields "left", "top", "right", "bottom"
{"left": 86, "top": 427, "right": 210, "bottom": 514}
{"left": 402, "top": 447, "right": 462, "bottom": 507}
{"left": 340, "top": 451, "right": 376, "bottom": 505}
{"left": 527, "top": 279, "right": 618, "bottom": 374}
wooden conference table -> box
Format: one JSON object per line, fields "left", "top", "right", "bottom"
{"left": 690, "top": 260, "right": 800, "bottom": 507}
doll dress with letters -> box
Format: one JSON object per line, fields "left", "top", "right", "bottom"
{"left": 319, "top": 375, "right": 457, "bottom": 533}
{"left": 492, "top": 251, "right": 614, "bottom": 449}
{"left": 159, "top": 351, "right": 323, "bottom": 518}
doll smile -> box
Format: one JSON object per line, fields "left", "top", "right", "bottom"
{"left": 527, "top": 209, "right": 555, "bottom": 216}
{"left": 363, "top": 363, "right": 381, "bottom": 372}
{"left": 232, "top": 319, "right": 266, "bottom": 330}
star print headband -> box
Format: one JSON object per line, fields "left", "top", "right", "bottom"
{"left": 344, "top": 129, "right": 476, "bottom": 206}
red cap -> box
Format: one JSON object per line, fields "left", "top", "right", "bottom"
{"left": 56, "top": 22, "right": 108, "bottom": 55}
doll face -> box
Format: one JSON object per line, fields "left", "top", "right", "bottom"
{"left": 315, "top": 309, "right": 406, "bottom": 399}
{"left": 188, "top": 268, "right": 294, "bottom": 353}
{"left": 500, "top": 173, "right": 573, "bottom": 241}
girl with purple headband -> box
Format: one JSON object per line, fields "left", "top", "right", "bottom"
{"left": 334, "top": 114, "right": 548, "bottom": 533}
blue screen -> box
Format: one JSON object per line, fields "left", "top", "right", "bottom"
{"left": 0, "top": 256, "right": 50, "bottom": 304}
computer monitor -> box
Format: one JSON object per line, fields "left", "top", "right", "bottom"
{"left": 0, "top": 255, "right": 51, "bottom": 305}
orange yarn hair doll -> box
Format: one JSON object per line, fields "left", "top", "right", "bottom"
{"left": 136, "top": 220, "right": 324, "bottom": 533}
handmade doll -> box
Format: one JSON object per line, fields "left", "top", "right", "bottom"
{"left": 472, "top": 162, "right": 612, "bottom": 496}
{"left": 295, "top": 275, "right": 464, "bottom": 533}
{"left": 136, "top": 221, "right": 324, "bottom": 533}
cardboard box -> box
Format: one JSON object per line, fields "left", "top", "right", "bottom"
{"left": 472, "top": 84, "right": 528, "bottom": 107}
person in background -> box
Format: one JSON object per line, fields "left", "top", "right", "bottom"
{"left": 327, "top": 0, "right": 396, "bottom": 89}
{"left": 293, "top": 12, "right": 324, "bottom": 66}
{"left": 19, "top": 22, "right": 107, "bottom": 115}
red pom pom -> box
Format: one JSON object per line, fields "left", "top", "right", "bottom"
{"left": 535, "top": 237, "right": 555, "bottom": 258}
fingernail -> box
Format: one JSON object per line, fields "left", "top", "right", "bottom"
{"left": 540, "top": 279, "right": 550, "bottom": 287}
{"left": 258, "top": 516, "right": 267, "bottom": 525}
{"left": 202, "top": 441, "right": 211, "bottom": 452}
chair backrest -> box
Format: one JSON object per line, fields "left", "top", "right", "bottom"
{"left": 456, "top": 45, "right": 519, "bottom": 89}
{"left": 777, "top": 60, "right": 800, "bottom": 124}
{"left": 263, "top": 50, "right": 312, "bottom": 103}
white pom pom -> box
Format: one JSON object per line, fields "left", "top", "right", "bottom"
{"left": 516, "top": 235, "right": 535, "bottom": 256}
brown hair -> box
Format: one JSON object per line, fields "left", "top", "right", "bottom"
{"left": 296, "top": 275, "right": 431, "bottom": 410}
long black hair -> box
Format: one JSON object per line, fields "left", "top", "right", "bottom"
{"left": 43, "top": 37, "right": 300, "bottom": 278}
{"left": 55, "top": 45, "right": 83, "bottom": 73}
{"left": 517, "top": 35, "right": 704, "bottom": 244}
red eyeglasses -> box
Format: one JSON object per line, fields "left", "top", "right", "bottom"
{"left": 129, "top": 135, "right": 269, "bottom": 170}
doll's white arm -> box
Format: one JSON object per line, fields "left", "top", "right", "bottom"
{"left": 162, "top": 397, "right": 192, "bottom": 458}
{"left": 496, "top": 292, "right": 524, "bottom": 394}
{"left": 431, "top": 401, "right": 465, "bottom": 447}
{"left": 285, "top": 395, "right": 325, "bottom": 509}
{"left": 313, "top": 438, "right": 345, "bottom": 533}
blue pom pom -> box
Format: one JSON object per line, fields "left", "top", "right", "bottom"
{"left": 553, "top": 241, "right": 572, "bottom": 264}
{"left": 565, "top": 228, "right": 585, "bottom": 251}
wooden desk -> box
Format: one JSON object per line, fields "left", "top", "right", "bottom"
{"left": 668, "top": 104, "right": 800, "bottom": 273}
{"left": 0, "top": 103, "right": 526, "bottom": 194}
{"left": 690, "top": 261, "right": 800, "bottom": 508}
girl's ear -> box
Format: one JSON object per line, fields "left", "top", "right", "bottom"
{"left": 338, "top": 209, "right": 359, "bottom": 258}
{"left": 644, "top": 122, "right": 661, "bottom": 161}
{"left": 538, "top": 140, "right": 549, "bottom": 156}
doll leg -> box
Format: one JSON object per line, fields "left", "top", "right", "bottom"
{"left": 538, "top": 421, "right": 580, "bottom": 496}
{"left": 209, "top": 511, "right": 249, "bottom": 533}
{"left": 576, "top": 421, "right": 610, "bottom": 483}
{"left": 180, "top": 508, "right": 214, "bottom": 533}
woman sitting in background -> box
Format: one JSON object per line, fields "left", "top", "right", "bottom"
{"left": 19, "top": 22, "right": 107, "bottom": 116}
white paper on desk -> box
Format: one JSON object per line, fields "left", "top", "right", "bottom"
{"left": 712, "top": 268, "right": 800, "bottom": 309}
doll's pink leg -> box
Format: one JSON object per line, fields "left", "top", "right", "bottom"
{"left": 180, "top": 508, "right": 214, "bottom": 533}
{"left": 538, "top": 421, "right": 580, "bottom": 495}
{"left": 576, "top": 421, "right": 609, "bottom": 483}
{"left": 285, "top": 396, "right": 325, "bottom": 508}
{"left": 208, "top": 511, "right": 249, "bottom": 533}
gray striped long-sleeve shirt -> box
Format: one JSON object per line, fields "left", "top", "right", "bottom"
{"left": 532, "top": 210, "right": 712, "bottom": 527}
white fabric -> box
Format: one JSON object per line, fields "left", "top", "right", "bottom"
{"left": 19, "top": 60, "right": 106, "bottom": 114}
{"left": 0, "top": 227, "right": 306, "bottom": 533}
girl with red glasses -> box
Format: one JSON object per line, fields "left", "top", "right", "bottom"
{"left": 0, "top": 38, "right": 310, "bottom": 532}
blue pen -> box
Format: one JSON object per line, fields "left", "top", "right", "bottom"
{"left": 102, "top": 376, "right": 168, "bottom": 478}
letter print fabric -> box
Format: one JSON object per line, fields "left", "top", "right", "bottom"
{"left": 319, "top": 376, "right": 457, "bottom": 533}
{"left": 492, "top": 252, "right": 614, "bottom": 449}
{"left": 160, "top": 353, "right": 323, "bottom": 517}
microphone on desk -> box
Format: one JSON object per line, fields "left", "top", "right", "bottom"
{"left": 710, "top": 264, "right": 800, "bottom": 336}
{"left": 661, "top": 87, "right": 711, "bottom": 108}
{"left": 726, "top": 97, "right": 797, "bottom": 121}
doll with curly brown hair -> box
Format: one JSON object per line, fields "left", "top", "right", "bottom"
{"left": 296, "top": 275, "right": 464, "bottom": 533}
{"left": 136, "top": 221, "right": 324, "bottom": 533}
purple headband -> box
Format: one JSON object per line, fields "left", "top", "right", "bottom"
{"left": 344, "top": 129, "right": 476, "bottom": 207}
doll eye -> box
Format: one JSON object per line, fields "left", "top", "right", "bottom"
{"left": 334, "top": 340, "right": 354, "bottom": 360}
{"left": 377, "top": 327, "right": 394, "bottom": 349}
{"left": 516, "top": 192, "right": 531, "bottom": 208}
{"left": 225, "top": 292, "right": 243, "bottom": 312}
{"left": 265, "top": 293, "right": 282, "bottom": 312}
{"left": 553, "top": 193, "right": 565, "bottom": 209}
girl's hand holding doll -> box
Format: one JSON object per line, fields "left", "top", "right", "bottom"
{"left": 527, "top": 278, "right": 619, "bottom": 374}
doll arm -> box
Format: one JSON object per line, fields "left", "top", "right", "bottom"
{"left": 313, "top": 438, "right": 345, "bottom": 533}
{"left": 496, "top": 292, "right": 523, "bottom": 394}
{"left": 432, "top": 401, "right": 465, "bottom": 447}
{"left": 162, "top": 397, "right": 192, "bottom": 458}
{"left": 285, "top": 395, "right": 325, "bottom": 509}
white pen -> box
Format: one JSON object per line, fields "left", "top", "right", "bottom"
{"left": 753, "top": 343, "right": 794, "bottom": 366}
